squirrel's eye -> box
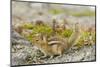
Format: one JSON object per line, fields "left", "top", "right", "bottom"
{"left": 36, "top": 39, "right": 39, "bottom": 41}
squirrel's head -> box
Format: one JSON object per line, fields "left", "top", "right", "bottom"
{"left": 32, "top": 34, "right": 42, "bottom": 44}
{"left": 32, "top": 33, "right": 48, "bottom": 45}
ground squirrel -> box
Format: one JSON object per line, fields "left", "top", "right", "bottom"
{"left": 32, "top": 23, "right": 81, "bottom": 59}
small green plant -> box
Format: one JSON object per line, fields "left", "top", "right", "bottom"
{"left": 32, "top": 25, "right": 53, "bottom": 37}
{"left": 61, "top": 29, "right": 73, "bottom": 38}
{"left": 23, "top": 23, "right": 34, "bottom": 29}
{"left": 76, "top": 31, "right": 95, "bottom": 48}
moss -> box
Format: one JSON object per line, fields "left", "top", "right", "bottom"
{"left": 61, "top": 29, "right": 73, "bottom": 38}
{"left": 23, "top": 23, "right": 34, "bottom": 29}
{"left": 32, "top": 25, "right": 53, "bottom": 37}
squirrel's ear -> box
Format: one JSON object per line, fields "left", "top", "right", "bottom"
{"left": 42, "top": 35, "right": 48, "bottom": 42}
{"left": 36, "top": 33, "right": 44, "bottom": 40}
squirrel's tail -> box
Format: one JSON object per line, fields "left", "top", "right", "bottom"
{"left": 67, "top": 23, "right": 81, "bottom": 49}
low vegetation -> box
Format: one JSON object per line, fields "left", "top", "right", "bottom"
{"left": 17, "top": 22, "right": 95, "bottom": 49}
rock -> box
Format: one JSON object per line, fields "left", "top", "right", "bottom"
{"left": 11, "top": 30, "right": 41, "bottom": 66}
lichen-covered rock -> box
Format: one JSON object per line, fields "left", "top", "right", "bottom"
{"left": 11, "top": 31, "right": 41, "bottom": 65}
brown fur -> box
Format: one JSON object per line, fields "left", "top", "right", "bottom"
{"left": 32, "top": 23, "right": 81, "bottom": 59}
